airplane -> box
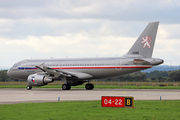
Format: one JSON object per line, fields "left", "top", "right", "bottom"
{"left": 7, "top": 21, "right": 164, "bottom": 90}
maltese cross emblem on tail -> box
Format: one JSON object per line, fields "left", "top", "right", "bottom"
{"left": 141, "top": 36, "right": 152, "bottom": 48}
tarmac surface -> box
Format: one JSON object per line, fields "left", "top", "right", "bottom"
{"left": 0, "top": 88, "right": 180, "bottom": 104}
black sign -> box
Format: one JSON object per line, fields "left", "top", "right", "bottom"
{"left": 125, "top": 97, "right": 133, "bottom": 107}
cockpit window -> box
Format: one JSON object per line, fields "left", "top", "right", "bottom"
{"left": 13, "top": 64, "right": 17, "bottom": 67}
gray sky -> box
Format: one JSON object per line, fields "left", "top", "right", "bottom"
{"left": 0, "top": 0, "right": 180, "bottom": 68}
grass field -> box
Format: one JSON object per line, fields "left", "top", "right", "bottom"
{"left": 0, "top": 100, "right": 180, "bottom": 120}
{"left": 1, "top": 84, "right": 180, "bottom": 89}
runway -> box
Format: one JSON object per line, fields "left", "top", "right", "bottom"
{"left": 0, "top": 88, "right": 180, "bottom": 104}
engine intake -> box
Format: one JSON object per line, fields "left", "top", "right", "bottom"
{"left": 27, "top": 74, "right": 53, "bottom": 86}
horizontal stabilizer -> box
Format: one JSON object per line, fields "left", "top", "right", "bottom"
{"left": 133, "top": 58, "right": 151, "bottom": 65}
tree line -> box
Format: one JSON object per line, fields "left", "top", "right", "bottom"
{"left": 0, "top": 70, "right": 19, "bottom": 82}
{"left": 0, "top": 69, "right": 180, "bottom": 82}
{"left": 108, "top": 70, "right": 180, "bottom": 82}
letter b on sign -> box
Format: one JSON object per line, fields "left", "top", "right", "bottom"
{"left": 125, "top": 98, "right": 133, "bottom": 107}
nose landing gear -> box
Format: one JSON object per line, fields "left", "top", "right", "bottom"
{"left": 26, "top": 85, "right": 32, "bottom": 90}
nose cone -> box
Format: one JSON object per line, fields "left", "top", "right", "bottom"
{"left": 7, "top": 69, "right": 11, "bottom": 77}
{"left": 7, "top": 68, "right": 17, "bottom": 78}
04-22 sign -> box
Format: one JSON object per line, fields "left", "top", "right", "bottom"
{"left": 101, "top": 96, "right": 134, "bottom": 108}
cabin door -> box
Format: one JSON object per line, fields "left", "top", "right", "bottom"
{"left": 116, "top": 59, "right": 122, "bottom": 70}
{"left": 59, "top": 63, "right": 63, "bottom": 69}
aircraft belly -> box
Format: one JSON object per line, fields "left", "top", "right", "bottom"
{"left": 64, "top": 67, "right": 149, "bottom": 79}
{"left": 89, "top": 68, "right": 145, "bottom": 79}
{"left": 90, "top": 69, "right": 117, "bottom": 78}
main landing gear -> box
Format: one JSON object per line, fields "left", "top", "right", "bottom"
{"left": 27, "top": 85, "right": 32, "bottom": 90}
{"left": 85, "top": 83, "right": 94, "bottom": 90}
{"left": 62, "top": 84, "right": 71, "bottom": 90}
{"left": 61, "top": 76, "right": 71, "bottom": 90}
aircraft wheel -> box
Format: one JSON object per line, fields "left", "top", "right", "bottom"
{"left": 85, "top": 84, "right": 90, "bottom": 90}
{"left": 27, "top": 85, "right": 32, "bottom": 90}
{"left": 62, "top": 84, "right": 71, "bottom": 90}
{"left": 62, "top": 84, "right": 67, "bottom": 90}
{"left": 67, "top": 84, "right": 71, "bottom": 90}
{"left": 85, "top": 84, "right": 94, "bottom": 90}
{"left": 90, "top": 84, "right": 94, "bottom": 90}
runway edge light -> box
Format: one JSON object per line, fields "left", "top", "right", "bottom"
{"left": 101, "top": 96, "right": 134, "bottom": 108}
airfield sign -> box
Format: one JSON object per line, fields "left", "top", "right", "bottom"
{"left": 101, "top": 96, "right": 134, "bottom": 108}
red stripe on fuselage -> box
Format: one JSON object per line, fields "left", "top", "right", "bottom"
{"left": 24, "top": 66, "right": 152, "bottom": 70}
{"left": 48, "top": 66, "right": 151, "bottom": 69}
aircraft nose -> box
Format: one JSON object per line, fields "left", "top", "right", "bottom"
{"left": 7, "top": 69, "right": 11, "bottom": 77}
{"left": 7, "top": 68, "right": 16, "bottom": 78}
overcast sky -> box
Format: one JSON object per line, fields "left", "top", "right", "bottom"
{"left": 0, "top": 0, "right": 180, "bottom": 68}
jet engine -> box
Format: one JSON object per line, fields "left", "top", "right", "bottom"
{"left": 27, "top": 74, "right": 53, "bottom": 86}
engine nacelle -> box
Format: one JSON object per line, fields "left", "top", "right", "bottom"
{"left": 27, "top": 74, "right": 53, "bottom": 86}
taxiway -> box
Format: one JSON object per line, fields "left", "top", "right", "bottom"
{"left": 0, "top": 88, "right": 180, "bottom": 104}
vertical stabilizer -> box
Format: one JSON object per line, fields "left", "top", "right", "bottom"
{"left": 126, "top": 22, "right": 159, "bottom": 58}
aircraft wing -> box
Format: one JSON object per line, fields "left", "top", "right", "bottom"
{"left": 35, "top": 63, "right": 93, "bottom": 79}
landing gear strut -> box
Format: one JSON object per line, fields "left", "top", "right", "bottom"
{"left": 26, "top": 85, "right": 32, "bottom": 90}
{"left": 62, "top": 84, "right": 71, "bottom": 90}
{"left": 61, "top": 76, "right": 71, "bottom": 90}
{"left": 85, "top": 83, "right": 94, "bottom": 90}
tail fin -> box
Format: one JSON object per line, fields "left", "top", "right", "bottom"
{"left": 126, "top": 21, "right": 159, "bottom": 58}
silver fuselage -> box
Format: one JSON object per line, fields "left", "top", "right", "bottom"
{"left": 7, "top": 56, "right": 163, "bottom": 80}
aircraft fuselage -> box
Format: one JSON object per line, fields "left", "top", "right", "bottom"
{"left": 8, "top": 57, "right": 163, "bottom": 80}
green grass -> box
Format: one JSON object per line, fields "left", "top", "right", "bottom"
{"left": 0, "top": 85, "right": 180, "bottom": 89}
{"left": 0, "top": 100, "right": 180, "bottom": 120}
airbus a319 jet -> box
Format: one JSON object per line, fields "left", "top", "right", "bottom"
{"left": 7, "top": 22, "right": 163, "bottom": 90}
